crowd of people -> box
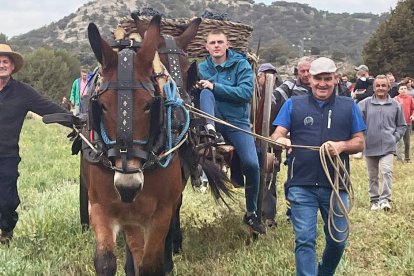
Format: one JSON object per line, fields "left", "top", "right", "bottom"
{"left": 2, "top": 27, "right": 413, "bottom": 274}
{"left": 200, "top": 36, "right": 413, "bottom": 273}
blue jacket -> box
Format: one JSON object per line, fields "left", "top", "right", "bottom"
{"left": 198, "top": 49, "right": 253, "bottom": 125}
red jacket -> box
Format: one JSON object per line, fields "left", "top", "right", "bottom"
{"left": 395, "top": 95, "right": 414, "bottom": 125}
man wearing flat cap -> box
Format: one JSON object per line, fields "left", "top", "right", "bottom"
{"left": 0, "top": 44, "right": 70, "bottom": 244}
{"left": 271, "top": 57, "right": 366, "bottom": 275}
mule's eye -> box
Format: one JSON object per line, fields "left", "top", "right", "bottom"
{"left": 101, "top": 104, "right": 107, "bottom": 112}
{"left": 143, "top": 102, "right": 152, "bottom": 113}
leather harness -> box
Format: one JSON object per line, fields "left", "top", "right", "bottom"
{"left": 85, "top": 35, "right": 187, "bottom": 174}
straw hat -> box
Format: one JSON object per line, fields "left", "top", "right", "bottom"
{"left": 0, "top": 44, "right": 24, "bottom": 74}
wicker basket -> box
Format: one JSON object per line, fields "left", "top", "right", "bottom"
{"left": 117, "top": 16, "right": 253, "bottom": 59}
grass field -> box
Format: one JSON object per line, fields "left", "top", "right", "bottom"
{"left": 0, "top": 118, "right": 413, "bottom": 275}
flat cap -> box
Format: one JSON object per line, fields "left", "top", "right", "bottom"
{"left": 258, "top": 63, "right": 277, "bottom": 73}
{"left": 309, "top": 57, "right": 337, "bottom": 75}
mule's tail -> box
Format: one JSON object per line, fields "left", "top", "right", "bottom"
{"left": 199, "top": 158, "right": 234, "bottom": 207}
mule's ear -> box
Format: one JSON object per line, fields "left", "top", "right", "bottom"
{"left": 131, "top": 12, "right": 147, "bottom": 38}
{"left": 140, "top": 15, "right": 161, "bottom": 64}
{"left": 88, "top": 23, "right": 116, "bottom": 68}
{"left": 175, "top": 17, "right": 201, "bottom": 50}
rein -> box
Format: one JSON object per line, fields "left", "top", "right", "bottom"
{"left": 185, "top": 104, "right": 320, "bottom": 151}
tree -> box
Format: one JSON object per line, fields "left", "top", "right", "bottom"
{"left": 259, "top": 39, "right": 296, "bottom": 65}
{"left": 362, "top": 0, "right": 414, "bottom": 78}
{"left": 0, "top": 33, "right": 7, "bottom": 43}
{"left": 14, "top": 47, "right": 81, "bottom": 103}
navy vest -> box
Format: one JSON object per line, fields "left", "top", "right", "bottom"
{"left": 287, "top": 94, "right": 354, "bottom": 188}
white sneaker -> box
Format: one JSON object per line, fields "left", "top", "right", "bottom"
{"left": 370, "top": 202, "right": 380, "bottom": 211}
{"left": 380, "top": 201, "right": 392, "bottom": 211}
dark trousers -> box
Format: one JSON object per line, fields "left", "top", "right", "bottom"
{"left": 0, "top": 157, "right": 20, "bottom": 232}
{"left": 262, "top": 171, "right": 277, "bottom": 220}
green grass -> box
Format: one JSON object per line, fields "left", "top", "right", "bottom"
{"left": 0, "top": 118, "right": 413, "bottom": 275}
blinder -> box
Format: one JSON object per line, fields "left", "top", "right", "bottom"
{"left": 158, "top": 35, "right": 192, "bottom": 104}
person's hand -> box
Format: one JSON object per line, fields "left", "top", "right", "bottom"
{"left": 198, "top": 80, "right": 214, "bottom": 90}
{"left": 410, "top": 115, "right": 414, "bottom": 121}
{"left": 275, "top": 137, "right": 292, "bottom": 154}
{"left": 322, "top": 141, "right": 344, "bottom": 156}
{"left": 70, "top": 100, "right": 75, "bottom": 106}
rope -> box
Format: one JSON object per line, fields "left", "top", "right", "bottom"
{"left": 319, "top": 142, "right": 353, "bottom": 243}
{"left": 185, "top": 104, "right": 319, "bottom": 150}
{"left": 100, "top": 121, "right": 148, "bottom": 146}
{"left": 157, "top": 79, "right": 190, "bottom": 168}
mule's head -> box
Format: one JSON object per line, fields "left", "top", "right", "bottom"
{"left": 88, "top": 16, "right": 162, "bottom": 202}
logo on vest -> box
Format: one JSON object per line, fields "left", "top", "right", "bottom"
{"left": 303, "top": 116, "right": 314, "bottom": 126}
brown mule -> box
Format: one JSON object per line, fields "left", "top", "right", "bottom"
{"left": 84, "top": 15, "right": 185, "bottom": 275}
{"left": 83, "top": 15, "right": 233, "bottom": 276}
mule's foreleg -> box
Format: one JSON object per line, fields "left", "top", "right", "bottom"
{"left": 91, "top": 206, "right": 119, "bottom": 276}
{"left": 94, "top": 249, "right": 116, "bottom": 276}
{"left": 123, "top": 225, "right": 145, "bottom": 276}
{"left": 139, "top": 208, "right": 173, "bottom": 276}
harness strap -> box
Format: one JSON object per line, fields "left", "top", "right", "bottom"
{"left": 109, "top": 39, "right": 142, "bottom": 49}
{"left": 163, "top": 35, "right": 184, "bottom": 90}
{"left": 116, "top": 49, "right": 135, "bottom": 170}
{"left": 99, "top": 81, "right": 155, "bottom": 94}
{"left": 107, "top": 147, "right": 149, "bottom": 160}
{"left": 157, "top": 47, "right": 185, "bottom": 55}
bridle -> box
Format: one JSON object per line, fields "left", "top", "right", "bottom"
{"left": 90, "top": 47, "right": 159, "bottom": 174}
{"left": 86, "top": 35, "right": 189, "bottom": 174}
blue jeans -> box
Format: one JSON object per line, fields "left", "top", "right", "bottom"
{"left": 200, "top": 89, "right": 217, "bottom": 126}
{"left": 200, "top": 89, "right": 260, "bottom": 213}
{"left": 287, "top": 186, "right": 349, "bottom": 276}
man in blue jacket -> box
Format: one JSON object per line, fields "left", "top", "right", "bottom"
{"left": 198, "top": 30, "right": 265, "bottom": 234}
{"left": 271, "top": 57, "right": 366, "bottom": 275}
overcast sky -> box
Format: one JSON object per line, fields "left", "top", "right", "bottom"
{"left": 1, "top": 0, "right": 399, "bottom": 38}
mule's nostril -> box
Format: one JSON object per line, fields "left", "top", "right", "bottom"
{"left": 117, "top": 186, "right": 142, "bottom": 203}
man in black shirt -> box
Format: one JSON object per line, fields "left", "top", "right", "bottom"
{"left": 0, "top": 44, "right": 70, "bottom": 244}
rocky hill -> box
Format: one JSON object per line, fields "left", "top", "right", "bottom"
{"left": 9, "top": 0, "right": 388, "bottom": 65}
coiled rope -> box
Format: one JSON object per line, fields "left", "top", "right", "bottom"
{"left": 319, "top": 142, "right": 353, "bottom": 243}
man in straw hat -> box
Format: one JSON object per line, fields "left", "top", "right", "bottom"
{"left": 0, "top": 44, "right": 71, "bottom": 244}
{"left": 271, "top": 57, "right": 366, "bottom": 275}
